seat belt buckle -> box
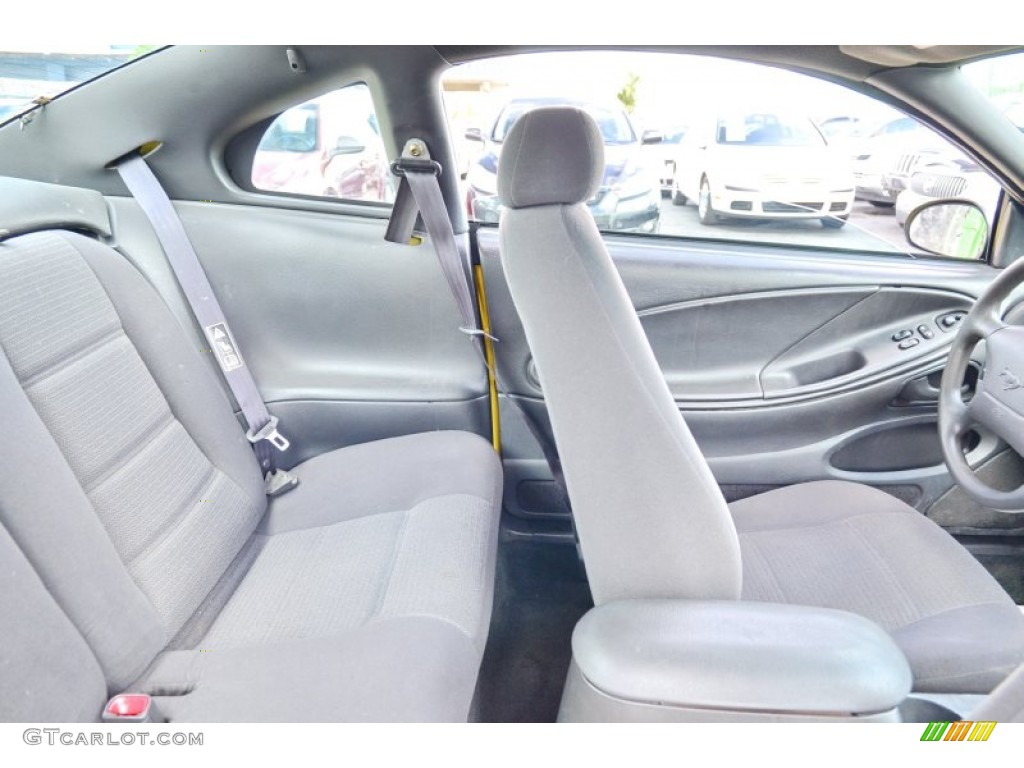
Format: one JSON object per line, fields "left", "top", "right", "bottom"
{"left": 246, "top": 415, "right": 290, "bottom": 452}
{"left": 103, "top": 693, "right": 162, "bottom": 724}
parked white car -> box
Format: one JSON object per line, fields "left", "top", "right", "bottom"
{"left": 895, "top": 165, "right": 1002, "bottom": 229}
{"left": 671, "top": 108, "right": 855, "bottom": 228}
{"left": 851, "top": 116, "right": 929, "bottom": 207}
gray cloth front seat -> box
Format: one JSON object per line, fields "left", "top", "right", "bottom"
{"left": 496, "top": 106, "right": 1024, "bottom": 694}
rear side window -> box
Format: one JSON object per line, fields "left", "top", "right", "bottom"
{"left": 252, "top": 83, "right": 393, "bottom": 204}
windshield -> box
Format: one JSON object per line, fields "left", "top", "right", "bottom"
{"left": 0, "top": 46, "right": 159, "bottom": 124}
{"left": 716, "top": 111, "right": 824, "bottom": 146}
{"left": 492, "top": 101, "right": 636, "bottom": 144}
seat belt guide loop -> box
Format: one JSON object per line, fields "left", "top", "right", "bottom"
{"left": 391, "top": 157, "right": 442, "bottom": 178}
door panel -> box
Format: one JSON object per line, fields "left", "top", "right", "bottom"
{"left": 108, "top": 197, "right": 489, "bottom": 467}
{"left": 636, "top": 287, "right": 874, "bottom": 402}
{"left": 636, "top": 286, "right": 969, "bottom": 404}
{"left": 757, "top": 287, "right": 971, "bottom": 400}
{"left": 476, "top": 227, "right": 1003, "bottom": 526}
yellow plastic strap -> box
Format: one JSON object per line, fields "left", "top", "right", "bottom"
{"left": 473, "top": 264, "right": 501, "bottom": 454}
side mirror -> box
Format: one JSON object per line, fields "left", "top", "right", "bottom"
{"left": 328, "top": 135, "right": 366, "bottom": 157}
{"left": 641, "top": 129, "right": 663, "bottom": 145}
{"left": 465, "top": 127, "right": 485, "bottom": 143}
{"left": 905, "top": 200, "right": 989, "bottom": 261}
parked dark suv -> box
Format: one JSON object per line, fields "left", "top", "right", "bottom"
{"left": 464, "top": 96, "right": 662, "bottom": 233}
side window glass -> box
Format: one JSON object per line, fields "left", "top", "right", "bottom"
{"left": 444, "top": 52, "right": 1000, "bottom": 259}
{"left": 252, "top": 83, "right": 392, "bottom": 204}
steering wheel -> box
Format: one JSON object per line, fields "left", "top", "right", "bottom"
{"left": 939, "top": 254, "right": 1024, "bottom": 509}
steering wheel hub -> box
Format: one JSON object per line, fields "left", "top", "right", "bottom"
{"left": 939, "top": 256, "right": 1024, "bottom": 509}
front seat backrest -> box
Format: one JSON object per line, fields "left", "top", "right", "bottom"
{"left": 497, "top": 106, "right": 742, "bottom": 604}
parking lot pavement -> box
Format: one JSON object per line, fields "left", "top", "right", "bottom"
{"left": 656, "top": 199, "right": 911, "bottom": 255}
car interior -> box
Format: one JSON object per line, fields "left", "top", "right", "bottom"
{"left": 5, "top": 44, "right": 1024, "bottom": 724}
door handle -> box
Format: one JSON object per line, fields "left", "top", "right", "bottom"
{"left": 895, "top": 374, "right": 941, "bottom": 406}
{"left": 894, "top": 363, "right": 980, "bottom": 407}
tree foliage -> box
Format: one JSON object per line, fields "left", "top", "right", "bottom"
{"left": 616, "top": 73, "right": 640, "bottom": 114}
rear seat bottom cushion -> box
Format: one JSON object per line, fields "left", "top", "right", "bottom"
{"left": 138, "top": 618, "right": 481, "bottom": 722}
{"left": 134, "top": 430, "right": 502, "bottom": 722}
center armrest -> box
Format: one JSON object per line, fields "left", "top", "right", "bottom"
{"left": 566, "top": 599, "right": 912, "bottom": 720}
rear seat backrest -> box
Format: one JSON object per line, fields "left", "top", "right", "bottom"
{"left": 0, "top": 230, "right": 267, "bottom": 690}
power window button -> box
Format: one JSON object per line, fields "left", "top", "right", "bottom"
{"left": 892, "top": 329, "right": 913, "bottom": 342}
{"left": 938, "top": 311, "right": 966, "bottom": 330}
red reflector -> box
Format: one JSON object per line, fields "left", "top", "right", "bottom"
{"left": 105, "top": 694, "right": 150, "bottom": 718}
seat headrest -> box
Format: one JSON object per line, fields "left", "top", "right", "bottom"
{"left": 497, "top": 106, "right": 604, "bottom": 209}
{"left": 0, "top": 176, "right": 112, "bottom": 242}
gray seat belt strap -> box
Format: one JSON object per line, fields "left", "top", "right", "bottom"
{"left": 115, "top": 152, "right": 297, "bottom": 497}
{"left": 399, "top": 158, "right": 483, "bottom": 341}
{"left": 388, "top": 140, "right": 575, "bottom": 521}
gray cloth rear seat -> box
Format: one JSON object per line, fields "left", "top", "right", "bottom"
{"left": 0, "top": 229, "right": 501, "bottom": 722}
